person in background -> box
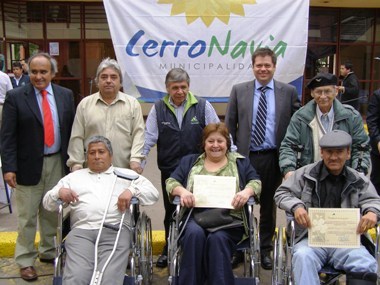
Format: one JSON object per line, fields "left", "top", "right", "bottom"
{"left": 225, "top": 47, "right": 300, "bottom": 269}
{"left": 143, "top": 68, "right": 220, "bottom": 268}
{"left": 367, "top": 88, "right": 380, "bottom": 195}
{"left": 20, "top": 59, "right": 29, "bottom": 75}
{"left": 10, "top": 61, "right": 30, "bottom": 89}
{"left": 337, "top": 60, "right": 360, "bottom": 110}
{"left": 279, "top": 73, "right": 370, "bottom": 179}
{"left": 43, "top": 136, "right": 159, "bottom": 285}
{"left": 1, "top": 52, "right": 75, "bottom": 281}
{"left": 67, "top": 58, "right": 145, "bottom": 174}
{"left": 0, "top": 69, "right": 13, "bottom": 128}
{"left": 166, "top": 122, "right": 261, "bottom": 285}
{"left": 275, "top": 130, "right": 379, "bottom": 285}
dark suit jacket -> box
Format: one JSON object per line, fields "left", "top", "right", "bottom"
{"left": 10, "top": 74, "right": 30, "bottom": 89}
{"left": 341, "top": 72, "right": 360, "bottom": 110}
{"left": 1, "top": 83, "right": 75, "bottom": 185}
{"left": 367, "top": 89, "right": 380, "bottom": 156}
{"left": 225, "top": 80, "right": 300, "bottom": 156}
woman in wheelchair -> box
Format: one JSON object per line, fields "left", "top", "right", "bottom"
{"left": 43, "top": 136, "right": 159, "bottom": 285}
{"left": 166, "top": 122, "right": 261, "bottom": 285}
{"left": 274, "top": 130, "right": 380, "bottom": 285}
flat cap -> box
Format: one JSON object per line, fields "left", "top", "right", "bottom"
{"left": 307, "top": 73, "right": 338, "bottom": 90}
{"left": 319, "top": 130, "right": 352, "bottom": 149}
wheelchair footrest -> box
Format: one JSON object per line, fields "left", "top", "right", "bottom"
{"left": 234, "top": 277, "right": 258, "bottom": 284}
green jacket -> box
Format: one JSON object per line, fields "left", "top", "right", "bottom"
{"left": 279, "top": 99, "right": 370, "bottom": 175}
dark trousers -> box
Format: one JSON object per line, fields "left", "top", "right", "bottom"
{"left": 249, "top": 151, "right": 282, "bottom": 253}
{"left": 370, "top": 153, "right": 380, "bottom": 195}
{"left": 161, "top": 170, "right": 177, "bottom": 253}
{"left": 179, "top": 218, "right": 244, "bottom": 285}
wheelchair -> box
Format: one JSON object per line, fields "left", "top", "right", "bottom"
{"left": 272, "top": 215, "right": 380, "bottom": 285}
{"left": 53, "top": 190, "right": 153, "bottom": 285}
{"left": 167, "top": 196, "right": 261, "bottom": 285}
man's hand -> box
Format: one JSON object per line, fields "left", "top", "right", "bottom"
{"left": 377, "top": 142, "right": 380, "bottom": 153}
{"left": 117, "top": 189, "right": 133, "bottom": 212}
{"left": 232, "top": 187, "right": 252, "bottom": 209}
{"left": 70, "top": 164, "right": 83, "bottom": 172}
{"left": 284, "top": 171, "right": 295, "bottom": 180}
{"left": 357, "top": 211, "right": 377, "bottom": 234}
{"left": 294, "top": 207, "right": 311, "bottom": 228}
{"left": 58, "top": 188, "right": 79, "bottom": 204}
{"left": 130, "top": 161, "right": 143, "bottom": 174}
{"left": 4, "top": 172, "right": 17, "bottom": 188}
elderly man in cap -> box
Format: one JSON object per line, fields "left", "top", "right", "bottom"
{"left": 279, "top": 73, "right": 370, "bottom": 179}
{"left": 275, "top": 130, "right": 380, "bottom": 285}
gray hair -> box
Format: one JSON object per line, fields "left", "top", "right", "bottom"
{"left": 86, "top": 135, "right": 113, "bottom": 156}
{"left": 165, "top": 68, "right": 190, "bottom": 87}
{"left": 28, "top": 52, "right": 58, "bottom": 75}
{"left": 94, "top": 57, "right": 123, "bottom": 84}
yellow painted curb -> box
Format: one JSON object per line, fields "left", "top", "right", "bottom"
{"left": 0, "top": 231, "right": 166, "bottom": 258}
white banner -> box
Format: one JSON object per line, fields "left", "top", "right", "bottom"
{"left": 104, "top": 0, "right": 309, "bottom": 102}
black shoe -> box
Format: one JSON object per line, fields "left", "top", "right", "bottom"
{"left": 156, "top": 254, "right": 168, "bottom": 268}
{"left": 39, "top": 258, "right": 55, "bottom": 264}
{"left": 231, "top": 251, "right": 244, "bottom": 269}
{"left": 261, "top": 252, "right": 273, "bottom": 270}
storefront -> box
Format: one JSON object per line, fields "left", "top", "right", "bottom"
{"left": 0, "top": 1, "right": 379, "bottom": 115}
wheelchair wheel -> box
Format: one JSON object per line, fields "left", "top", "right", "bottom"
{"left": 137, "top": 212, "right": 153, "bottom": 285}
{"left": 249, "top": 214, "right": 260, "bottom": 280}
{"left": 272, "top": 227, "right": 284, "bottom": 285}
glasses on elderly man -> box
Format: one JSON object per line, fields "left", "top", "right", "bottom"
{"left": 313, "top": 88, "right": 335, "bottom": 96}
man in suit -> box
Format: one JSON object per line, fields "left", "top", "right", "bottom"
{"left": 337, "top": 61, "right": 360, "bottom": 110}
{"left": 225, "top": 47, "right": 300, "bottom": 270}
{"left": 1, "top": 53, "right": 75, "bottom": 281}
{"left": 10, "top": 61, "right": 30, "bottom": 89}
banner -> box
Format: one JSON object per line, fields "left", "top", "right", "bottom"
{"left": 104, "top": 0, "right": 309, "bottom": 102}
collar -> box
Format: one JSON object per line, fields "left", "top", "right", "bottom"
{"left": 88, "top": 165, "right": 114, "bottom": 175}
{"left": 316, "top": 104, "right": 334, "bottom": 119}
{"left": 33, "top": 83, "right": 53, "bottom": 96}
{"left": 255, "top": 79, "right": 274, "bottom": 91}
{"left": 168, "top": 94, "right": 187, "bottom": 108}
{"left": 96, "top": 91, "right": 126, "bottom": 105}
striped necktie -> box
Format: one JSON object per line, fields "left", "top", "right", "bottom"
{"left": 252, "top": 86, "right": 269, "bottom": 146}
{"left": 41, "top": 90, "right": 55, "bottom": 147}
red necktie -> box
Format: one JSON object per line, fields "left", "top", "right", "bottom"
{"left": 41, "top": 90, "right": 54, "bottom": 147}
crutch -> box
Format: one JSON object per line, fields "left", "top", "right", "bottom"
{"left": 90, "top": 170, "right": 138, "bottom": 285}
{"left": 356, "top": 143, "right": 370, "bottom": 173}
{"left": 291, "top": 144, "right": 304, "bottom": 170}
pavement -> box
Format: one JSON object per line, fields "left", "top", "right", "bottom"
{"left": 0, "top": 146, "right": 288, "bottom": 284}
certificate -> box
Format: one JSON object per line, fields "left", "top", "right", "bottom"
{"left": 193, "top": 175, "right": 236, "bottom": 209}
{"left": 308, "top": 208, "right": 360, "bottom": 248}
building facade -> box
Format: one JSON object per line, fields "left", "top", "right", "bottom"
{"left": 0, "top": 1, "right": 379, "bottom": 115}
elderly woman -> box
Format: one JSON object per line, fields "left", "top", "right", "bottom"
{"left": 166, "top": 122, "right": 261, "bottom": 285}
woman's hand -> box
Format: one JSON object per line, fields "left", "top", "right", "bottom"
{"left": 172, "top": 185, "right": 195, "bottom": 208}
{"left": 232, "top": 187, "right": 252, "bottom": 209}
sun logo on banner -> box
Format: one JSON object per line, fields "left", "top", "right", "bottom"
{"left": 157, "top": 0, "right": 257, "bottom": 27}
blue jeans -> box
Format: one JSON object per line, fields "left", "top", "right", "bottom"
{"left": 292, "top": 238, "right": 377, "bottom": 285}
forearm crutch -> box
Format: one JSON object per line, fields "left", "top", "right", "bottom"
{"left": 90, "top": 171, "right": 138, "bottom": 285}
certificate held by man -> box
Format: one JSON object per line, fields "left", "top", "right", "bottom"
{"left": 308, "top": 208, "right": 360, "bottom": 248}
{"left": 193, "top": 175, "right": 236, "bottom": 209}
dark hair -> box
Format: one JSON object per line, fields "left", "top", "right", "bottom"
{"left": 201, "top": 123, "right": 231, "bottom": 153}
{"left": 342, "top": 61, "right": 353, "bottom": 71}
{"left": 252, "top": 47, "right": 277, "bottom": 66}
{"left": 12, "top": 62, "right": 23, "bottom": 69}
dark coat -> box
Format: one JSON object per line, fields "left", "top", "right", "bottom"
{"left": 1, "top": 83, "right": 75, "bottom": 185}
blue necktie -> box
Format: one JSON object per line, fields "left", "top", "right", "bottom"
{"left": 321, "top": 114, "right": 329, "bottom": 132}
{"left": 252, "top": 86, "right": 269, "bottom": 146}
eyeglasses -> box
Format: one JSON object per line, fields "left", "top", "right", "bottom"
{"left": 313, "top": 89, "right": 334, "bottom": 96}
